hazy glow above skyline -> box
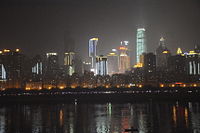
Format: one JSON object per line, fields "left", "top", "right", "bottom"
{"left": 0, "top": 0, "right": 199, "bottom": 65}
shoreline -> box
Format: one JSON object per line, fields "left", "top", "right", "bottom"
{"left": 0, "top": 87, "right": 199, "bottom": 103}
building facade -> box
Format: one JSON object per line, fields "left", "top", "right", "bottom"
{"left": 89, "top": 38, "right": 98, "bottom": 73}
{"left": 107, "top": 49, "right": 119, "bottom": 75}
{"left": 136, "top": 28, "right": 146, "bottom": 64}
{"left": 96, "top": 55, "right": 108, "bottom": 76}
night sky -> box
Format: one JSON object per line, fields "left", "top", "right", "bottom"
{"left": 0, "top": 0, "right": 200, "bottom": 64}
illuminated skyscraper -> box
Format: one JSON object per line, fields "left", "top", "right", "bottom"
{"left": 64, "top": 52, "right": 75, "bottom": 76}
{"left": 96, "top": 55, "right": 108, "bottom": 75}
{"left": 0, "top": 49, "right": 25, "bottom": 88}
{"left": 136, "top": 28, "right": 146, "bottom": 63}
{"left": 31, "top": 55, "right": 43, "bottom": 81}
{"left": 107, "top": 49, "right": 119, "bottom": 75}
{"left": 0, "top": 64, "right": 6, "bottom": 81}
{"left": 118, "top": 45, "right": 130, "bottom": 73}
{"left": 89, "top": 38, "right": 98, "bottom": 73}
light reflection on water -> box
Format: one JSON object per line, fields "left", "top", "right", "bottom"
{"left": 0, "top": 101, "right": 199, "bottom": 133}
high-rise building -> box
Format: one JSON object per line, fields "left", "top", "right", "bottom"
{"left": 143, "top": 53, "right": 156, "bottom": 85}
{"left": 168, "top": 54, "right": 186, "bottom": 82}
{"left": 0, "top": 64, "right": 6, "bottom": 81}
{"left": 107, "top": 49, "right": 119, "bottom": 75}
{"left": 185, "top": 50, "right": 200, "bottom": 76}
{"left": 45, "top": 53, "right": 59, "bottom": 78}
{"left": 31, "top": 55, "right": 43, "bottom": 81}
{"left": 118, "top": 46, "right": 130, "bottom": 73}
{"left": 89, "top": 38, "right": 98, "bottom": 73}
{"left": 156, "top": 37, "right": 171, "bottom": 69}
{"left": 64, "top": 52, "right": 75, "bottom": 76}
{"left": 0, "top": 49, "right": 25, "bottom": 88}
{"left": 96, "top": 55, "right": 108, "bottom": 76}
{"left": 136, "top": 28, "right": 146, "bottom": 64}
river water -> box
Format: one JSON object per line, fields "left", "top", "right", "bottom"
{"left": 0, "top": 101, "right": 199, "bottom": 133}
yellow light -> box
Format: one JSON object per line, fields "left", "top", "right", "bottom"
{"left": 171, "top": 84, "right": 175, "bottom": 87}
{"left": 3, "top": 49, "right": 10, "bottom": 52}
{"left": 0, "top": 51, "right": 2, "bottom": 54}
{"left": 177, "top": 48, "right": 183, "bottom": 55}
{"left": 134, "top": 63, "right": 143, "bottom": 68}
{"left": 16, "top": 49, "right": 20, "bottom": 52}
{"left": 193, "top": 84, "right": 197, "bottom": 87}
{"left": 189, "top": 51, "right": 197, "bottom": 55}
{"left": 139, "top": 85, "right": 142, "bottom": 88}
{"left": 71, "top": 85, "right": 76, "bottom": 89}
{"left": 108, "top": 52, "right": 116, "bottom": 56}
{"left": 182, "top": 84, "right": 186, "bottom": 87}
{"left": 59, "top": 86, "right": 64, "bottom": 89}
{"left": 163, "top": 51, "right": 169, "bottom": 54}
{"left": 48, "top": 86, "right": 52, "bottom": 90}
{"left": 39, "top": 87, "right": 42, "bottom": 90}
{"left": 25, "top": 87, "right": 31, "bottom": 90}
{"left": 90, "top": 38, "right": 98, "bottom": 41}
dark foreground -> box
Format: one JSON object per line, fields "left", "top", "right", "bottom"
{"left": 0, "top": 100, "right": 199, "bottom": 133}
{"left": 0, "top": 87, "right": 200, "bottom": 103}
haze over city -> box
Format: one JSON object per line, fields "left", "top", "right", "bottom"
{"left": 0, "top": 0, "right": 200, "bottom": 64}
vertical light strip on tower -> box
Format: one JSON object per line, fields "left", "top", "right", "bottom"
{"left": 136, "top": 28, "right": 146, "bottom": 63}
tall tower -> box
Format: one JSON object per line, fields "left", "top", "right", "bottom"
{"left": 107, "top": 49, "right": 119, "bottom": 75}
{"left": 136, "top": 28, "right": 146, "bottom": 64}
{"left": 118, "top": 44, "right": 131, "bottom": 73}
{"left": 156, "top": 37, "right": 171, "bottom": 69}
{"left": 89, "top": 38, "right": 98, "bottom": 73}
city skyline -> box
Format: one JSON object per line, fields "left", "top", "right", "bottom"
{"left": 0, "top": 0, "right": 200, "bottom": 65}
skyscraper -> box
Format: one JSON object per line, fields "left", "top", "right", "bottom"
{"left": 107, "top": 49, "right": 119, "bottom": 75}
{"left": 45, "top": 53, "right": 59, "bottom": 78}
{"left": 31, "top": 55, "right": 43, "bottom": 81}
{"left": 96, "top": 55, "right": 108, "bottom": 76}
{"left": 143, "top": 53, "right": 156, "bottom": 85}
{"left": 0, "top": 49, "right": 25, "bottom": 88}
{"left": 118, "top": 45, "right": 130, "bottom": 73}
{"left": 64, "top": 52, "right": 75, "bottom": 76}
{"left": 89, "top": 38, "right": 98, "bottom": 73}
{"left": 156, "top": 37, "right": 171, "bottom": 69}
{"left": 136, "top": 28, "right": 146, "bottom": 64}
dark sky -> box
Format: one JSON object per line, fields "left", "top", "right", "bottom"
{"left": 0, "top": 0, "right": 200, "bottom": 64}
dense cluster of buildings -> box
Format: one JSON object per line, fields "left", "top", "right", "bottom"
{"left": 0, "top": 28, "right": 200, "bottom": 90}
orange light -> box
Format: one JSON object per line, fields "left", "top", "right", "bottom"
{"left": 175, "top": 82, "right": 183, "bottom": 85}
{"left": 119, "top": 46, "right": 127, "bottom": 50}
{"left": 160, "top": 84, "right": 164, "bottom": 87}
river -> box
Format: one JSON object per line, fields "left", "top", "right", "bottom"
{"left": 0, "top": 100, "right": 199, "bottom": 133}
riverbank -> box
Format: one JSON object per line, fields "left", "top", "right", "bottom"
{"left": 0, "top": 87, "right": 199, "bottom": 103}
